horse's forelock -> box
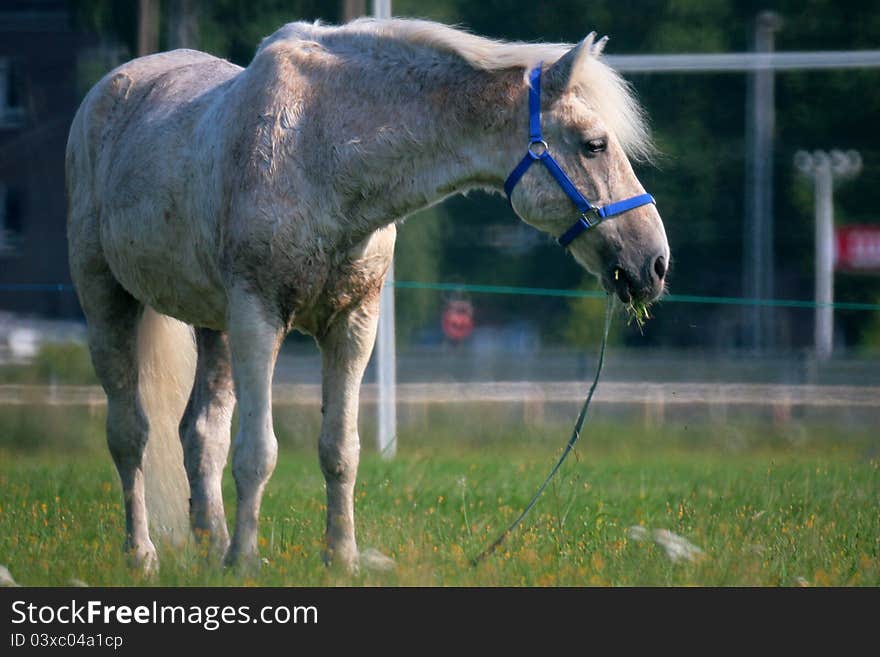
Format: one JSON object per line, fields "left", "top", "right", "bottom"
{"left": 573, "top": 56, "right": 656, "bottom": 163}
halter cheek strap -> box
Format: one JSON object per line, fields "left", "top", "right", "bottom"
{"left": 503, "top": 65, "right": 656, "bottom": 248}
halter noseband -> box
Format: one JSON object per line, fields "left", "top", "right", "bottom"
{"left": 503, "top": 65, "right": 656, "bottom": 247}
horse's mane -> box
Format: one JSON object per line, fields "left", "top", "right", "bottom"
{"left": 258, "top": 18, "right": 654, "bottom": 161}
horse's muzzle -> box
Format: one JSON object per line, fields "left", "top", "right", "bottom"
{"left": 605, "top": 254, "right": 667, "bottom": 305}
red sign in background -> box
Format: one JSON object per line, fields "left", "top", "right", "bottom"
{"left": 835, "top": 225, "right": 880, "bottom": 272}
{"left": 442, "top": 299, "right": 474, "bottom": 342}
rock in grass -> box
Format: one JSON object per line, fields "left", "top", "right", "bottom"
{"left": 627, "top": 526, "right": 705, "bottom": 564}
{"left": 69, "top": 578, "right": 89, "bottom": 587}
{"left": 651, "top": 529, "right": 705, "bottom": 563}
{"left": 359, "top": 548, "right": 396, "bottom": 572}
{"left": 627, "top": 525, "right": 650, "bottom": 542}
{"left": 0, "top": 565, "right": 19, "bottom": 587}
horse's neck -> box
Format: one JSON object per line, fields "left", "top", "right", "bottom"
{"left": 317, "top": 63, "right": 525, "bottom": 242}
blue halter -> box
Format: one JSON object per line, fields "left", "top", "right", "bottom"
{"left": 504, "top": 65, "right": 656, "bottom": 247}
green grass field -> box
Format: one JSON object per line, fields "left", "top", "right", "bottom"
{"left": 0, "top": 405, "right": 877, "bottom": 586}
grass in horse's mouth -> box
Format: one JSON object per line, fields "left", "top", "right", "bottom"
{"left": 624, "top": 300, "right": 651, "bottom": 331}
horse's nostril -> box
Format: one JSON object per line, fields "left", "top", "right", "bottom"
{"left": 653, "top": 255, "right": 667, "bottom": 281}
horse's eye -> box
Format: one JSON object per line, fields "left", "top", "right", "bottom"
{"left": 584, "top": 138, "right": 607, "bottom": 154}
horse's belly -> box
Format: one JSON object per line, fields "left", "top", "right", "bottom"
{"left": 125, "top": 267, "right": 226, "bottom": 329}
{"left": 101, "top": 215, "right": 227, "bottom": 329}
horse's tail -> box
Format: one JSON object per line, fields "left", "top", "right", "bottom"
{"left": 137, "top": 307, "right": 196, "bottom": 548}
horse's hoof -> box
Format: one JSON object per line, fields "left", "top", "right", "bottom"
{"left": 322, "top": 543, "right": 360, "bottom": 574}
{"left": 192, "top": 528, "right": 230, "bottom": 564}
{"left": 223, "top": 547, "right": 262, "bottom": 576}
{"left": 190, "top": 509, "right": 230, "bottom": 557}
{"left": 359, "top": 548, "right": 396, "bottom": 573}
{"left": 0, "top": 565, "right": 20, "bottom": 587}
{"left": 126, "top": 541, "right": 159, "bottom": 576}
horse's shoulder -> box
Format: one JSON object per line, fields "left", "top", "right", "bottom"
{"left": 256, "top": 21, "right": 321, "bottom": 54}
{"left": 248, "top": 35, "right": 336, "bottom": 80}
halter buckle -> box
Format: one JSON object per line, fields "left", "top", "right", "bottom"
{"left": 527, "top": 140, "right": 549, "bottom": 159}
{"left": 580, "top": 209, "right": 601, "bottom": 228}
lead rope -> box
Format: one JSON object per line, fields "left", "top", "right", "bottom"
{"left": 471, "top": 294, "right": 614, "bottom": 566}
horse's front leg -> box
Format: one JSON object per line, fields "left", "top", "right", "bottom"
{"left": 224, "top": 286, "right": 284, "bottom": 569}
{"left": 317, "top": 295, "right": 382, "bottom": 573}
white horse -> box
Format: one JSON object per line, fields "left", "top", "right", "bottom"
{"left": 66, "top": 18, "right": 669, "bottom": 573}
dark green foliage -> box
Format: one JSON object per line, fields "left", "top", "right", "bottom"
{"left": 198, "top": 0, "right": 341, "bottom": 65}
{"left": 69, "top": 0, "right": 880, "bottom": 350}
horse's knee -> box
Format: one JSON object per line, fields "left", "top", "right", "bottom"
{"left": 231, "top": 429, "right": 278, "bottom": 488}
{"left": 180, "top": 328, "right": 234, "bottom": 450}
{"left": 179, "top": 409, "right": 214, "bottom": 460}
{"left": 178, "top": 401, "right": 196, "bottom": 444}
{"left": 319, "top": 432, "right": 359, "bottom": 482}
{"left": 179, "top": 385, "right": 234, "bottom": 483}
{"left": 106, "top": 398, "right": 149, "bottom": 466}
{"left": 179, "top": 414, "right": 213, "bottom": 480}
{"left": 89, "top": 335, "right": 139, "bottom": 393}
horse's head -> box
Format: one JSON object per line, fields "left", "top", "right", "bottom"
{"left": 506, "top": 35, "right": 669, "bottom": 307}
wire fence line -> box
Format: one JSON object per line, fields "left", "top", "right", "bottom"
{"left": 2, "top": 280, "right": 880, "bottom": 312}
{"left": 392, "top": 281, "right": 880, "bottom": 311}
{"left": 2, "top": 382, "right": 878, "bottom": 408}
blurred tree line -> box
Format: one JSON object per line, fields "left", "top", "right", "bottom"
{"left": 68, "top": 0, "right": 880, "bottom": 352}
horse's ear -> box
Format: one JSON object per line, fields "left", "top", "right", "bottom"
{"left": 592, "top": 35, "right": 610, "bottom": 55}
{"left": 545, "top": 32, "right": 602, "bottom": 94}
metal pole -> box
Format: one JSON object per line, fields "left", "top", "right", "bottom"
{"left": 374, "top": 0, "right": 391, "bottom": 19}
{"left": 794, "top": 149, "right": 862, "bottom": 361}
{"left": 373, "top": 0, "right": 396, "bottom": 459}
{"left": 604, "top": 50, "right": 880, "bottom": 72}
{"left": 744, "top": 11, "right": 782, "bottom": 352}
{"left": 814, "top": 156, "right": 834, "bottom": 361}
{"left": 377, "top": 261, "right": 397, "bottom": 458}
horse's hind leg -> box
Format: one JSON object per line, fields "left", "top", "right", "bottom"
{"left": 75, "top": 271, "right": 156, "bottom": 570}
{"left": 179, "top": 328, "right": 234, "bottom": 557}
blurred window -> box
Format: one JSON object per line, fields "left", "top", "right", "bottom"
{"left": 0, "top": 183, "right": 22, "bottom": 255}
{"left": 0, "top": 58, "right": 26, "bottom": 129}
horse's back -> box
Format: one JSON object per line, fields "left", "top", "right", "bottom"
{"left": 67, "top": 50, "right": 242, "bottom": 328}
{"left": 68, "top": 49, "right": 237, "bottom": 178}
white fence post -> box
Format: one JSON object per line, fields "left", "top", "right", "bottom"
{"left": 377, "top": 261, "right": 397, "bottom": 458}
{"left": 373, "top": 0, "right": 396, "bottom": 459}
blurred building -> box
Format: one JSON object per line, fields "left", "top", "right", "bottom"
{"left": 0, "top": 1, "right": 93, "bottom": 318}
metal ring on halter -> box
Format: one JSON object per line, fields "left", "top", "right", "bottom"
{"left": 580, "top": 209, "right": 601, "bottom": 228}
{"left": 527, "top": 140, "right": 549, "bottom": 159}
